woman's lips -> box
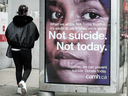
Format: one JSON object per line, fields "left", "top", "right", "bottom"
{"left": 55, "top": 52, "right": 81, "bottom": 59}
{"left": 55, "top": 52, "right": 83, "bottom": 69}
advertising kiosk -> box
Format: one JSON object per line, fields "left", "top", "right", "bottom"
{"left": 38, "top": 0, "right": 125, "bottom": 95}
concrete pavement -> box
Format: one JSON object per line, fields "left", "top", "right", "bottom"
{"left": 0, "top": 68, "right": 127, "bottom": 96}
{"left": 0, "top": 68, "right": 39, "bottom": 96}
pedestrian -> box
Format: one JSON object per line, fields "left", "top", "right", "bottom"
{"left": 5, "top": 5, "right": 39, "bottom": 94}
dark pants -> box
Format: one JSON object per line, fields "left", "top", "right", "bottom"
{"left": 12, "top": 49, "right": 32, "bottom": 85}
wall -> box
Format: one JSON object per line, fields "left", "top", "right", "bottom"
{"left": 0, "top": 12, "right": 12, "bottom": 69}
{"left": 0, "top": 42, "right": 12, "bottom": 69}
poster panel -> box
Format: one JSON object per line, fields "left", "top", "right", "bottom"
{"left": 0, "top": 12, "right": 8, "bottom": 42}
{"left": 123, "top": 1, "right": 128, "bottom": 38}
{"left": 124, "top": 1, "right": 128, "bottom": 11}
{"left": 45, "top": 0, "right": 110, "bottom": 85}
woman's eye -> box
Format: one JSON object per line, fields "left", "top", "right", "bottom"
{"left": 50, "top": 11, "right": 63, "bottom": 22}
{"left": 82, "top": 12, "right": 100, "bottom": 20}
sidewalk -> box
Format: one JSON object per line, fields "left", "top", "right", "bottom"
{"left": 0, "top": 68, "right": 127, "bottom": 96}
{"left": 0, "top": 68, "right": 39, "bottom": 96}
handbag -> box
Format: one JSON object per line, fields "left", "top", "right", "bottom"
{"left": 6, "top": 45, "right": 13, "bottom": 58}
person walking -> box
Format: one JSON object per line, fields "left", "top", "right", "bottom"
{"left": 5, "top": 5, "right": 39, "bottom": 94}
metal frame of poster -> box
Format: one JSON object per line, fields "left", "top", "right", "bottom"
{"left": 39, "top": 0, "right": 120, "bottom": 93}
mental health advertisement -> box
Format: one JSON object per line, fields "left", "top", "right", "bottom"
{"left": 45, "top": 0, "right": 110, "bottom": 85}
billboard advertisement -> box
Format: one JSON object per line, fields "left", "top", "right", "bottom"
{"left": 45, "top": 0, "right": 110, "bottom": 85}
{"left": 123, "top": 1, "right": 128, "bottom": 38}
{"left": 123, "top": 1, "right": 128, "bottom": 12}
{"left": 0, "top": 12, "right": 8, "bottom": 42}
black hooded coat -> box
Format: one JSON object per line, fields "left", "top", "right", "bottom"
{"left": 5, "top": 15, "right": 39, "bottom": 49}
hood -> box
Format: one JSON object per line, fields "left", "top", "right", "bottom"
{"left": 13, "top": 15, "right": 33, "bottom": 27}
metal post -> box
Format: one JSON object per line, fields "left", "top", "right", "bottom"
{"left": 126, "top": 39, "right": 128, "bottom": 96}
{"left": 37, "top": 91, "right": 55, "bottom": 96}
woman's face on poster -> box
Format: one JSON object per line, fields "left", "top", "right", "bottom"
{"left": 46, "top": 0, "right": 109, "bottom": 83}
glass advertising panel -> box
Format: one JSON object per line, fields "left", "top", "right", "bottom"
{"left": 45, "top": 0, "right": 110, "bottom": 85}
